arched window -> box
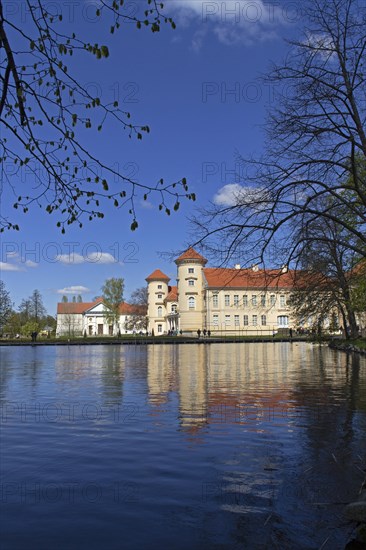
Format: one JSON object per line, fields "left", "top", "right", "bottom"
{"left": 157, "top": 306, "right": 163, "bottom": 317}
{"left": 188, "top": 296, "right": 195, "bottom": 310}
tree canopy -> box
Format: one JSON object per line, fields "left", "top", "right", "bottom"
{"left": 0, "top": 280, "right": 13, "bottom": 333}
{"left": 101, "top": 277, "right": 124, "bottom": 333}
{"left": 0, "top": 0, "right": 195, "bottom": 232}
{"left": 124, "top": 286, "right": 148, "bottom": 332}
{"left": 193, "top": 0, "right": 366, "bottom": 267}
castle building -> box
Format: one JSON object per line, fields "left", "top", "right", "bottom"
{"left": 146, "top": 247, "right": 309, "bottom": 336}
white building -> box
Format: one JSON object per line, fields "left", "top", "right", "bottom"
{"left": 56, "top": 298, "right": 141, "bottom": 337}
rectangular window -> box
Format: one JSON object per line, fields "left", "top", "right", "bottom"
{"left": 243, "top": 315, "right": 248, "bottom": 326}
{"left": 234, "top": 295, "right": 239, "bottom": 306}
{"left": 234, "top": 315, "right": 239, "bottom": 326}
{"left": 171, "top": 304, "right": 177, "bottom": 313}
{"left": 157, "top": 294, "right": 163, "bottom": 299}
{"left": 224, "top": 295, "right": 230, "bottom": 307}
{"left": 280, "top": 295, "right": 286, "bottom": 307}
{"left": 225, "top": 315, "right": 230, "bottom": 326}
{"left": 158, "top": 285, "right": 162, "bottom": 289}
{"left": 158, "top": 324, "right": 162, "bottom": 333}
{"left": 252, "top": 295, "right": 257, "bottom": 306}
{"left": 243, "top": 295, "right": 248, "bottom": 307}
{"left": 270, "top": 294, "right": 276, "bottom": 306}
{"left": 277, "top": 315, "right": 288, "bottom": 327}
{"left": 188, "top": 268, "right": 194, "bottom": 273}
{"left": 261, "top": 315, "right": 267, "bottom": 326}
{"left": 188, "top": 280, "right": 195, "bottom": 286}
{"left": 261, "top": 295, "right": 266, "bottom": 306}
{"left": 213, "top": 314, "right": 219, "bottom": 326}
{"left": 213, "top": 294, "right": 218, "bottom": 308}
{"left": 252, "top": 315, "right": 257, "bottom": 326}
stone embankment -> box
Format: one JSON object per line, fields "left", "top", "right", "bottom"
{"left": 329, "top": 340, "right": 366, "bottom": 356}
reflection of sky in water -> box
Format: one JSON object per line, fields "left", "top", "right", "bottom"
{"left": 1, "top": 343, "right": 365, "bottom": 549}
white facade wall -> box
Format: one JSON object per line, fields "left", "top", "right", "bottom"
{"left": 56, "top": 313, "right": 84, "bottom": 337}
{"left": 176, "top": 258, "right": 206, "bottom": 333}
{"left": 147, "top": 279, "right": 169, "bottom": 335}
{"left": 56, "top": 303, "right": 134, "bottom": 337}
{"left": 205, "top": 288, "right": 294, "bottom": 335}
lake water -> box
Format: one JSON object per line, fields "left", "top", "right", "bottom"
{"left": 1, "top": 343, "right": 365, "bottom": 549}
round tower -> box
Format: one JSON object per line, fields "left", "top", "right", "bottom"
{"left": 145, "top": 269, "right": 170, "bottom": 335}
{"left": 175, "top": 247, "right": 207, "bottom": 334}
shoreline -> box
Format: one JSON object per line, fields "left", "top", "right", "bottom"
{"left": 1, "top": 337, "right": 364, "bottom": 355}
{"left": 328, "top": 340, "right": 366, "bottom": 356}
{"left": 1, "top": 336, "right": 326, "bottom": 347}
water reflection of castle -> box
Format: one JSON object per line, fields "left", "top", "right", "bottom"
{"left": 54, "top": 343, "right": 366, "bottom": 434}
{"left": 146, "top": 343, "right": 358, "bottom": 433}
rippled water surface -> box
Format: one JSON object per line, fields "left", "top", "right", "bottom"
{"left": 1, "top": 343, "right": 366, "bottom": 549}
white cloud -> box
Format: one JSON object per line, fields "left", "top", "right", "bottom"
{"left": 56, "top": 252, "right": 117, "bottom": 265}
{"left": 5, "top": 251, "right": 19, "bottom": 259}
{"left": 57, "top": 286, "right": 91, "bottom": 295}
{"left": 165, "top": 0, "right": 286, "bottom": 47}
{"left": 87, "top": 252, "right": 117, "bottom": 264}
{"left": 56, "top": 253, "right": 85, "bottom": 265}
{"left": 24, "top": 260, "right": 38, "bottom": 268}
{"left": 303, "top": 32, "right": 336, "bottom": 61}
{"left": 0, "top": 261, "right": 24, "bottom": 272}
{"left": 0, "top": 253, "right": 39, "bottom": 270}
{"left": 213, "top": 183, "right": 245, "bottom": 206}
{"left": 213, "top": 183, "right": 272, "bottom": 209}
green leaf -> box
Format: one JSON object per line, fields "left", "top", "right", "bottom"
{"left": 101, "top": 45, "right": 109, "bottom": 58}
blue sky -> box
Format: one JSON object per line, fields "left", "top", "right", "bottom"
{"left": 1, "top": 0, "right": 304, "bottom": 314}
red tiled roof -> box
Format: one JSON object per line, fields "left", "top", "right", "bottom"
{"left": 145, "top": 269, "right": 170, "bottom": 282}
{"left": 348, "top": 260, "right": 366, "bottom": 278}
{"left": 165, "top": 285, "right": 178, "bottom": 302}
{"left": 121, "top": 303, "right": 147, "bottom": 315}
{"left": 203, "top": 268, "right": 300, "bottom": 289}
{"left": 118, "top": 303, "right": 146, "bottom": 315}
{"left": 175, "top": 247, "right": 207, "bottom": 264}
{"left": 57, "top": 299, "right": 144, "bottom": 315}
{"left": 57, "top": 298, "right": 103, "bottom": 314}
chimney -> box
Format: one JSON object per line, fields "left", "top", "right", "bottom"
{"left": 252, "top": 264, "right": 259, "bottom": 272}
{"left": 234, "top": 264, "right": 241, "bottom": 270}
